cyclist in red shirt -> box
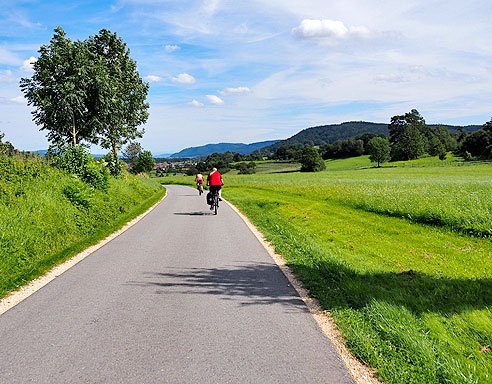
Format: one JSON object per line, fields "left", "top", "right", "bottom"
{"left": 195, "top": 172, "right": 204, "bottom": 194}
{"left": 207, "top": 167, "right": 223, "bottom": 209}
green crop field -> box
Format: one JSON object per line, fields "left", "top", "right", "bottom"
{"left": 159, "top": 157, "right": 492, "bottom": 384}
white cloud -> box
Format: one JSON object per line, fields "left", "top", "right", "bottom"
{"left": 188, "top": 99, "right": 204, "bottom": 107}
{"left": 10, "top": 96, "right": 27, "bottom": 104}
{"left": 218, "top": 86, "right": 251, "bottom": 96}
{"left": 172, "top": 73, "right": 196, "bottom": 84}
{"left": 145, "top": 75, "right": 165, "bottom": 83}
{"left": 0, "top": 70, "right": 14, "bottom": 83}
{"left": 206, "top": 95, "right": 225, "bottom": 105}
{"left": 292, "top": 19, "right": 372, "bottom": 43}
{"left": 165, "top": 44, "right": 180, "bottom": 52}
{"left": 20, "top": 56, "right": 36, "bottom": 73}
{"left": 374, "top": 74, "right": 407, "bottom": 83}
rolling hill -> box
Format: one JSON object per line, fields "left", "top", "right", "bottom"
{"left": 254, "top": 121, "right": 482, "bottom": 155}
{"left": 170, "top": 140, "right": 280, "bottom": 158}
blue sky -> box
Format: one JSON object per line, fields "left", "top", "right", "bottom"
{"left": 0, "top": 0, "right": 491, "bottom": 153}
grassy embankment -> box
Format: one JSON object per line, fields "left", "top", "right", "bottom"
{"left": 0, "top": 156, "right": 165, "bottom": 299}
{"left": 159, "top": 155, "right": 492, "bottom": 384}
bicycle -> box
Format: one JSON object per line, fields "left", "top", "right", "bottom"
{"left": 210, "top": 189, "right": 219, "bottom": 215}
{"left": 197, "top": 181, "right": 203, "bottom": 195}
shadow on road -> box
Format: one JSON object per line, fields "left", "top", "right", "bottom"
{"left": 127, "top": 262, "right": 307, "bottom": 311}
{"left": 173, "top": 211, "right": 214, "bottom": 216}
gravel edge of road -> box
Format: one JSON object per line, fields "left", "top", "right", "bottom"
{"left": 224, "top": 199, "right": 382, "bottom": 384}
{"left": 0, "top": 190, "right": 168, "bottom": 317}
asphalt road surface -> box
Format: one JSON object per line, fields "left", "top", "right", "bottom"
{"left": 0, "top": 185, "right": 354, "bottom": 384}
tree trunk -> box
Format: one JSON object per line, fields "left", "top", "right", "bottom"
{"left": 72, "top": 114, "right": 77, "bottom": 147}
{"left": 111, "top": 139, "right": 118, "bottom": 161}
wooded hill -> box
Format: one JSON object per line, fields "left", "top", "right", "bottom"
{"left": 170, "top": 140, "right": 279, "bottom": 158}
{"left": 254, "top": 121, "right": 482, "bottom": 155}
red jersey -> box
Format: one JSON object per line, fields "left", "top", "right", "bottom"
{"left": 207, "top": 171, "right": 223, "bottom": 186}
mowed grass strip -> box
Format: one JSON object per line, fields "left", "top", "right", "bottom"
{"left": 160, "top": 160, "right": 492, "bottom": 384}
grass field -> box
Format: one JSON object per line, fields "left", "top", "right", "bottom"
{"left": 159, "top": 157, "right": 492, "bottom": 384}
{"left": 0, "top": 156, "right": 165, "bottom": 299}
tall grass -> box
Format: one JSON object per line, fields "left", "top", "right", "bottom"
{"left": 0, "top": 156, "right": 165, "bottom": 298}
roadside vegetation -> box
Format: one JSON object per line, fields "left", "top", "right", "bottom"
{"left": 0, "top": 27, "right": 163, "bottom": 299}
{"left": 159, "top": 156, "right": 492, "bottom": 384}
{"left": 0, "top": 149, "right": 164, "bottom": 299}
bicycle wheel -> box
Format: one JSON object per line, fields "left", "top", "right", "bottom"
{"left": 214, "top": 195, "right": 218, "bottom": 215}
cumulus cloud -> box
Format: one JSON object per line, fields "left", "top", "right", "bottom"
{"left": 145, "top": 75, "right": 165, "bottom": 83}
{"left": 206, "top": 95, "right": 224, "bottom": 105}
{"left": 172, "top": 73, "right": 196, "bottom": 84}
{"left": 188, "top": 99, "right": 204, "bottom": 107}
{"left": 292, "top": 19, "right": 372, "bottom": 43}
{"left": 218, "top": 86, "right": 250, "bottom": 96}
{"left": 10, "top": 96, "right": 26, "bottom": 104}
{"left": 20, "top": 56, "right": 36, "bottom": 72}
{"left": 165, "top": 44, "right": 180, "bottom": 52}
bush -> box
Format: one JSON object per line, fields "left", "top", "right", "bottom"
{"left": 50, "top": 146, "right": 109, "bottom": 190}
{"left": 62, "top": 181, "right": 93, "bottom": 209}
{"left": 103, "top": 153, "right": 124, "bottom": 177}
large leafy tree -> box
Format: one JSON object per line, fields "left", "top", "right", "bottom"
{"left": 86, "top": 29, "right": 149, "bottom": 162}
{"left": 389, "top": 109, "right": 430, "bottom": 160}
{"left": 20, "top": 27, "right": 97, "bottom": 148}
{"left": 299, "top": 145, "right": 326, "bottom": 172}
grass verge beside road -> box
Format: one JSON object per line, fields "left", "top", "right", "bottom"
{"left": 0, "top": 157, "right": 165, "bottom": 299}
{"left": 159, "top": 158, "right": 492, "bottom": 384}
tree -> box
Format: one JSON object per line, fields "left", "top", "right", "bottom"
{"left": 428, "top": 136, "right": 446, "bottom": 158}
{"left": 430, "top": 125, "right": 457, "bottom": 152}
{"left": 299, "top": 146, "right": 326, "bottom": 172}
{"left": 0, "top": 131, "right": 15, "bottom": 156}
{"left": 86, "top": 29, "right": 149, "bottom": 162}
{"left": 132, "top": 150, "right": 155, "bottom": 174}
{"left": 20, "top": 27, "right": 97, "bottom": 148}
{"left": 236, "top": 161, "right": 257, "bottom": 174}
{"left": 461, "top": 126, "right": 492, "bottom": 158}
{"left": 389, "top": 109, "right": 430, "bottom": 161}
{"left": 367, "top": 137, "right": 390, "bottom": 167}
{"left": 122, "top": 142, "right": 142, "bottom": 164}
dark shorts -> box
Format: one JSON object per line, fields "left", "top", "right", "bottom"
{"left": 209, "top": 185, "right": 221, "bottom": 194}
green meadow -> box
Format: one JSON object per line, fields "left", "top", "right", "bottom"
{"left": 0, "top": 156, "right": 165, "bottom": 299}
{"left": 160, "top": 156, "right": 492, "bottom": 384}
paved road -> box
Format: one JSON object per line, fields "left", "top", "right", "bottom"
{"left": 0, "top": 185, "right": 354, "bottom": 383}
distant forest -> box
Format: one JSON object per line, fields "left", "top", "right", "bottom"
{"left": 254, "top": 121, "right": 481, "bottom": 155}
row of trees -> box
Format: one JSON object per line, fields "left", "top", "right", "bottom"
{"left": 21, "top": 27, "right": 149, "bottom": 175}
{"left": 318, "top": 133, "right": 385, "bottom": 160}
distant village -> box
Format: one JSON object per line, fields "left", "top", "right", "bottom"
{"left": 153, "top": 160, "right": 196, "bottom": 174}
